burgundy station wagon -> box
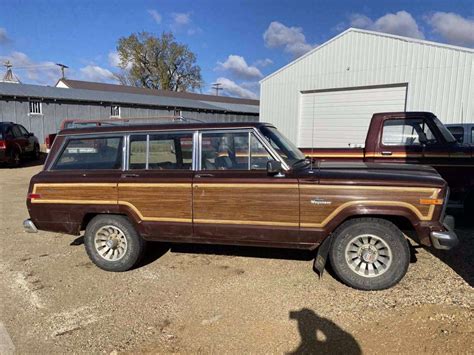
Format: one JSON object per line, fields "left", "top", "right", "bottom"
{"left": 24, "top": 122, "right": 458, "bottom": 290}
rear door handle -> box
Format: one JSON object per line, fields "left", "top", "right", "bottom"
{"left": 381, "top": 151, "right": 393, "bottom": 156}
{"left": 121, "top": 173, "right": 140, "bottom": 178}
{"left": 195, "top": 173, "right": 214, "bottom": 178}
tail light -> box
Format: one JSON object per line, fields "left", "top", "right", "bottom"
{"left": 0, "top": 140, "right": 5, "bottom": 149}
{"left": 27, "top": 193, "right": 41, "bottom": 199}
{"left": 45, "top": 136, "right": 51, "bottom": 149}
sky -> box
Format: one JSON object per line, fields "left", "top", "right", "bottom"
{"left": 0, "top": 0, "right": 473, "bottom": 99}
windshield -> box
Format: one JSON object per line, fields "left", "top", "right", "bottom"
{"left": 432, "top": 116, "right": 456, "bottom": 143}
{"left": 259, "top": 126, "right": 305, "bottom": 166}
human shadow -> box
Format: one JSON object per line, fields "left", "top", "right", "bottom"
{"left": 288, "top": 308, "right": 361, "bottom": 355}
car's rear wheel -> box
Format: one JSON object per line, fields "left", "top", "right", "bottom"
{"left": 33, "top": 144, "right": 40, "bottom": 160}
{"left": 84, "top": 215, "right": 145, "bottom": 272}
{"left": 329, "top": 218, "right": 409, "bottom": 290}
{"left": 8, "top": 150, "right": 20, "bottom": 167}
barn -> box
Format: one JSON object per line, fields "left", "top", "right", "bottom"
{"left": 259, "top": 28, "right": 474, "bottom": 148}
{"left": 0, "top": 79, "right": 259, "bottom": 147}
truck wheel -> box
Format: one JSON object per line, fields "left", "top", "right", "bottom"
{"left": 329, "top": 218, "right": 409, "bottom": 290}
{"left": 84, "top": 215, "right": 145, "bottom": 272}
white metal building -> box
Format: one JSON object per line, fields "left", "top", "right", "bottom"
{"left": 260, "top": 28, "right": 474, "bottom": 147}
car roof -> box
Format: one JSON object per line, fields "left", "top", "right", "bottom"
{"left": 58, "top": 121, "right": 272, "bottom": 136}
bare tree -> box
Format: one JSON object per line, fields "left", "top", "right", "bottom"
{"left": 115, "top": 32, "right": 202, "bottom": 91}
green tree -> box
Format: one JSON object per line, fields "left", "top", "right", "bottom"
{"left": 115, "top": 32, "right": 202, "bottom": 92}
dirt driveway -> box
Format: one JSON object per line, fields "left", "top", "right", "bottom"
{"left": 0, "top": 164, "right": 473, "bottom": 353}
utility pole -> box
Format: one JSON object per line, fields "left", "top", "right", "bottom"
{"left": 212, "top": 82, "right": 222, "bottom": 96}
{"left": 1, "top": 60, "right": 20, "bottom": 83}
{"left": 56, "top": 63, "right": 69, "bottom": 79}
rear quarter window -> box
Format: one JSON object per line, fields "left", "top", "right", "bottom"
{"left": 53, "top": 136, "right": 123, "bottom": 170}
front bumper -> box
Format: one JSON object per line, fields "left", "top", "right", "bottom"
{"left": 23, "top": 219, "right": 38, "bottom": 233}
{"left": 430, "top": 215, "right": 458, "bottom": 250}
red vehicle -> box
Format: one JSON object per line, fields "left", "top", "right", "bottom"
{"left": 301, "top": 112, "right": 474, "bottom": 212}
{"left": 0, "top": 122, "right": 40, "bottom": 166}
{"left": 45, "top": 118, "right": 128, "bottom": 153}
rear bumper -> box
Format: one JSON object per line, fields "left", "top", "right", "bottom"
{"left": 23, "top": 219, "right": 38, "bottom": 233}
{"left": 430, "top": 215, "right": 458, "bottom": 250}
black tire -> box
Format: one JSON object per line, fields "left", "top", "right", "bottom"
{"left": 32, "top": 144, "right": 40, "bottom": 160}
{"left": 329, "top": 218, "right": 410, "bottom": 291}
{"left": 84, "top": 215, "right": 145, "bottom": 272}
{"left": 8, "top": 149, "right": 20, "bottom": 168}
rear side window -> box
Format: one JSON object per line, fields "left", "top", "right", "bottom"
{"left": 471, "top": 128, "right": 474, "bottom": 144}
{"left": 54, "top": 137, "right": 123, "bottom": 170}
{"left": 129, "top": 132, "right": 193, "bottom": 170}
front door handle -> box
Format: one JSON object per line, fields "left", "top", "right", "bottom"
{"left": 195, "top": 173, "right": 214, "bottom": 178}
{"left": 121, "top": 173, "right": 140, "bottom": 178}
{"left": 381, "top": 151, "right": 393, "bottom": 156}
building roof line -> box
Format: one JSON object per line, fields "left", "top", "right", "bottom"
{"left": 260, "top": 27, "right": 474, "bottom": 84}
{"left": 0, "top": 82, "right": 259, "bottom": 115}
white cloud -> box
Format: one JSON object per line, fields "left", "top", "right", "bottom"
{"left": 170, "top": 12, "right": 201, "bottom": 35}
{"left": 254, "top": 58, "right": 273, "bottom": 68}
{"left": 426, "top": 12, "right": 474, "bottom": 47}
{"left": 214, "top": 77, "right": 258, "bottom": 99}
{"left": 350, "top": 11, "right": 425, "bottom": 39}
{"left": 0, "top": 27, "right": 10, "bottom": 44}
{"left": 216, "top": 55, "right": 263, "bottom": 80}
{"left": 263, "top": 21, "right": 314, "bottom": 58}
{"left": 79, "top": 65, "right": 116, "bottom": 82}
{"left": 0, "top": 51, "right": 58, "bottom": 84}
{"left": 148, "top": 9, "right": 162, "bottom": 24}
{"left": 172, "top": 12, "right": 191, "bottom": 26}
{"left": 108, "top": 51, "right": 132, "bottom": 70}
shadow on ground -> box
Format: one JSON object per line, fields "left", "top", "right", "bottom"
{"left": 430, "top": 210, "right": 474, "bottom": 287}
{"left": 287, "top": 308, "right": 361, "bottom": 355}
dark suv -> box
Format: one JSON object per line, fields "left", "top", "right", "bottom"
{"left": 0, "top": 122, "right": 40, "bottom": 166}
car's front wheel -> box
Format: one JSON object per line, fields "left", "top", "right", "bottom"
{"left": 84, "top": 215, "right": 145, "bottom": 272}
{"left": 329, "top": 218, "right": 410, "bottom": 290}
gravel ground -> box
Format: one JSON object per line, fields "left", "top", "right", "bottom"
{"left": 0, "top": 163, "right": 473, "bottom": 354}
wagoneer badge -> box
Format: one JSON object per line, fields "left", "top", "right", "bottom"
{"left": 310, "top": 198, "right": 332, "bottom": 205}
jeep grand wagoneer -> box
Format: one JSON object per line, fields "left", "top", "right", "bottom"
{"left": 24, "top": 122, "right": 458, "bottom": 290}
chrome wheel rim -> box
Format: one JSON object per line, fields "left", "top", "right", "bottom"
{"left": 94, "top": 225, "right": 128, "bottom": 261}
{"left": 345, "top": 234, "right": 392, "bottom": 278}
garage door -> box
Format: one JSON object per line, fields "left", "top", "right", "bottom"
{"left": 298, "top": 84, "right": 407, "bottom": 148}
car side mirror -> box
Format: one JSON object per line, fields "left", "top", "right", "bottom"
{"left": 267, "top": 160, "right": 283, "bottom": 176}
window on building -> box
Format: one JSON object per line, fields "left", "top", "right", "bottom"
{"left": 111, "top": 105, "right": 121, "bottom": 117}
{"left": 54, "top": 137, "right": 123, "bottom": 170}
{"left": 129, "top": 132, "right": 193, "bottom": 170}
{"left": 29, "top": 100, "right": 42, "bottom": 115}
{"left": 200, "top": 131, "right": 272, "bottom": 170}
{"left": 382, "top": 119, "right": 438, "bottom": 146}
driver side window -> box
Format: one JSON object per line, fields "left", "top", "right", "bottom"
{"left": 200, "top": 131, "right": 273, "bottom": 170}
{"left": 382, "top": 119, "right": 438, "bottom": 146}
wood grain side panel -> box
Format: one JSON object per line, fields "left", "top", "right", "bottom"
{"left": 300, "top": 185, "right": 440, "bottom": 227}
{"left": 193, "top": 184, "right": 299, "bottom": 226}
{"left": 118, "top": 183, "right": 192, "bottom": 222}
{"left": 32, "top": 183, "right": 118, "bottom": 203}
